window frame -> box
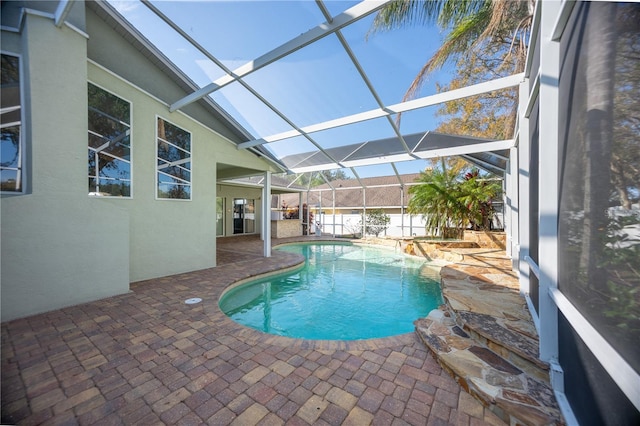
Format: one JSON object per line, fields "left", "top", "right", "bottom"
{"left": 155, "top": 115, "right": 192, "bottom": 201}
{"left": 87, "top": 81, "right": 133, "bottom": 198}
{"left": 1, "top": 51, "right": 26, "bottom": 195}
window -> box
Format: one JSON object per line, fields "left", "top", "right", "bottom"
{"left": 157, "top": 117, "right": 191, "bottom": 200}
{"left": 216, "top": 197, "right": 225, "bottom": 236}
{"left": 1, "top": 53, "right": 23, "bottom": 193}
{"left": 233, "top": 198, "right": 255, "bottom": 234}
{"left": 88, "top": 83, "right": 131, "bottom": 197}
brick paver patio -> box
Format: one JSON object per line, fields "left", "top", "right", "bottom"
{"left": 1, "top": 236, "right": 505, "bottom": 425}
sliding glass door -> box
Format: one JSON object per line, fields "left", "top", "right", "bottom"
{"left": 233, "top": 198, "right": 255, "bottom": 234}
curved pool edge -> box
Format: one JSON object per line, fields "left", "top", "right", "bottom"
{"left": 212, "top": 240, "right": 443, "bottom": 347}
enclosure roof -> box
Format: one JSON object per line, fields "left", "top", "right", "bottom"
{"left": 93, "top": 0, "right": 521, "bottom": 179}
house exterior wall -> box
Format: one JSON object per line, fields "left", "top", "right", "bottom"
{"left": 0, "top": 4, "right": 274, "bottom": 321}
{"left": 1, "top": 13, "right": 130, "bottom": 322}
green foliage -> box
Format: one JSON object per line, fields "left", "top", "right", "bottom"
{"left": 370, "top": 0, "right": 532, "bottom": 101}
{"left": 600, "top": 214, "right": 640, "bottom": 332}
{"left": 364, "top": 209, "right": 391, "bottom": 237}
{"left": 408, "top": 160, "right": 501, "bottom": 237}
{"left": 459, "top": 170, "right": 502, "bottom": 230}
{"left": 408, "top": 160, "right": 467, "bottom": 236}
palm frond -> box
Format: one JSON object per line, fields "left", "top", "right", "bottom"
{"left": 368, "top": 0, "right": 444, "bottom": 39}
{"left": 402, "top": 6, "right": 492, "bottom": 102}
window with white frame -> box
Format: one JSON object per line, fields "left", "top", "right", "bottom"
{"left": 88, "top": 83, "right": 131, "bottom": 197}
{"left": 156, "top": 117, "right": 191, "bottom": 200}
{"left": 1, "top": 53, "right": 23, "bottom": 193}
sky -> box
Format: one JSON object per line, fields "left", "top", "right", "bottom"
{"left": 109, "top": 0, "right": 458, "bottom": 178}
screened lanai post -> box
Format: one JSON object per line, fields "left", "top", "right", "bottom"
{"left": 298, "top": 192, "right": 303, "bottom": 234}
{"left": 400, "top": 186, "right": 405, "bottom": 238}
{"left": 362, "top": 188, "right": 366, "bottom": 238}
{"left": 508, "top": 146, "right": 520, "bottom": 265}
{"left": 319, "top": 190, "right": 322, "bottom": 235}
{"left": 263, "top": 171, "right": 271, "bottom": 257}
{"left": 518, "top": 80, "right": 532, "bottom": 305}
{"left": 538, "top": 0, "right": 561, "bottom": 366}
{"left": 391, "top": 163, "right": 404, "bottom": 238}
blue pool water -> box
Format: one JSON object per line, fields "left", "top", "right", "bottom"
{"left": 218, "top": 243, "right": 443, "bottom": 340}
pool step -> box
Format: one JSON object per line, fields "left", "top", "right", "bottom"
{"left": 415, "top": 309, "right": 564, "bottom": 425}
{"left": 455, "top": 310, "right": 550, "bottom": 383}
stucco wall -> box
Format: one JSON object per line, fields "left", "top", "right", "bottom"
{"left": 1, "top": 14, "right": 130, "bottom": 322}
{"left": 87, "top": 72, "right": 272, "bottom": 282}
{"left": 0, "top": 6, "right": 274, "bottom": 321}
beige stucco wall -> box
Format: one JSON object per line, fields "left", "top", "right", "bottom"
{"left": 1, "top": 14, "right": 130, "bottom": 322}
{"left": 0, "top": 7, "right": 275, "bottom": 321}
{"left": 88, "top": 67, "right": 273, "bottom": 282}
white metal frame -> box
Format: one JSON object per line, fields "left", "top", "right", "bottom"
{"left": 240, "top": 74, "right": 524, "bottom": 149}
{"left": 166, "top": 0, "right": 391, "bottom": 113}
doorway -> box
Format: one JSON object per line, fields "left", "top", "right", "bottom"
{"left": 233, "top": 198, "right": 255, "bottom": 234}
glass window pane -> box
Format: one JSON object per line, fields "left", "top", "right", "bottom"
{"left": 157, "top": 140, "right": 189, "bottom": 162}
{"left": 157, "top": 118, "right": 192, "bottom": 200}
{"left": 158, "top": 166, "right": 190, "bottom": 183}
{"left": 1, "top": 54, "right": 22, "bottom": 193}
{"left": 0, "top": 169, "right": 20, "bottom": 191}
{"left": 98, "top": 178, "right": 131, "bottom": 197}
{"left": 1, "top": 126, "right": 20, "bottom": 168}
{"left": 98, "top": 154, "right": 130, "bottom": 179}
{"left": 158, "top": 119, "right": 190, "bottom": 151}
{"left": 88, "top": 83, "right": 131, "bottom": 197}
{"left": 157, "top": 182, "right": 191, "bottom": 199}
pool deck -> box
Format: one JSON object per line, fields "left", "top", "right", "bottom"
{"left": 2, "top": 235, "right": 507, "bottom": 425}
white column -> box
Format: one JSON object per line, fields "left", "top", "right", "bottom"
{"left": 508, "top": 146, "right": 519, "bottom": 264}
{"left": 400, "top": 186, "right": 405, "bottom": 238}
{"left": 332, "top": 188, "right": 336, "bottom": 237}
{"left": 538, "top": 0, "right": 561, "bottom": 363}
{"left": 362, "top": 188, "right": 366, "bottom": 238}
{"left": 262, "top": 171, "right": 271, "bottom": 257}
{"left": 518, "top": 80, "right": 532, "bottom": 300}
{"left": 299, "top": 192, "right": 303, "bottom": 234}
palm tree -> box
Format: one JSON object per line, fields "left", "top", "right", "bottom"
{"left": 408, "top": 159, "right": 468, "bottom": 238}
{"left": 369, "top": 0, "right": 534, "bottom": 102}
{"left": 409, "top": 160, "right": 502, "bottom": 238}
{"left": 459, "top": 170, "right": 502, "bottom": 230}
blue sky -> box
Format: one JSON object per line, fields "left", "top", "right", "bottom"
{"left": 110, "top": 1, "right": 456, "bottom": 178}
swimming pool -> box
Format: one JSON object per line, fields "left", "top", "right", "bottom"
{"left": 218, "top": 243, "right": 443, "bottom": 340}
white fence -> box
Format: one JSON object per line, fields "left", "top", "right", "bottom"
{"left": 315, "top": 213, "right": 429, "bottom": 237}
{"left": 312, "top": 211, "right": 505, "bottom": 237}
